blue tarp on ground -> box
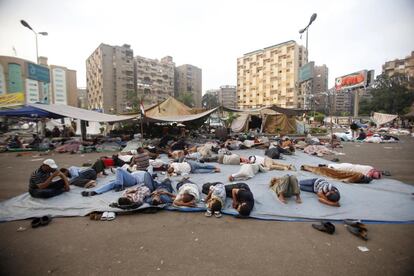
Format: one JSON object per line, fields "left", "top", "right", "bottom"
{"left": 0, "top": 150, "right": 413, "bottom": 223}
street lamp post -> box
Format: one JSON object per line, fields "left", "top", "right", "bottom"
{"left": 20, "top": 20, "right": 48, "bottom": 64}
{"left": 299, "top": 13, "right": 317, "bottom": 58}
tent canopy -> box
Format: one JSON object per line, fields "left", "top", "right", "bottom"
{"left": 0, "top": 104, "right": 137, "bottom": 122}
{"left": 223, "top": 105, "right": 307, "bottom": 116}
{"left": 371, "top": 112, "right": 398, "bottom": 126}
{"left": 144, "top": 97, "right": 218, "bottom": 123}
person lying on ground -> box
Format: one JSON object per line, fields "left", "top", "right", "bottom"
{"left": 301, "top": 165, "right": 372, "bottom": 183}
{"left": 145, "top": 178, "right": 176, "bottom": 205}
{"left": 173, "top": 178, "right": 200, "bottom": 207}
{"left": 224, "top": 183, "right": 254, "bottom": 217}
{"left": 299, "top": 178, "right": 340, "bottom": 207}
{"left": 116, "top": 185, "right": 151, "bottom": 207}
{"left": 228, "top": 163, "right": 267, "bottom": 181}
{"left": 170, "top": 137, "right": 188, "bottom": 151}
{"left": 81, "top": 168, "right": 153, "bottom": 196}
{"left": 29, "top": 159, "right": 70, "bottom": 198}
{"left": 269, "top": 175, "right": 302, "bottom": 204}
{"left": 248, "top": 155, "right": 296, "bottom": 171}
{"left": 60, "top": 167, "right": 97, "bottom": 188}
{"left": 130, "top": 147, "right": 150, "bottom": 171}
{"left": 224, "top": 138, "right": 243, "bottom": 150}
{"left": 217, "top": 153, "right": 248, "bottom": 165}
{"left": 167, "top": 160, "right": 220, "bottom": 176}
{"left": 323, "top": 162, "right": 382, "bottom": 179}
{"left": 201, "top": 182, "right": 226, "bottom": 217}
{"left": 277, "top": 137, "right": 295, "bottom": 154}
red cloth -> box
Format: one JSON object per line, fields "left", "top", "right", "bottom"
{"left": 102, "top": 158, "right": 114, "bottom": 167}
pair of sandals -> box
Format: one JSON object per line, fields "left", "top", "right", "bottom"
{"left": 312, "top": 220, "right": 368, "bottom": 240}
{"left": 205, "top": 210, "right": 222, "bottom": 218}
{"left": 31, "top": 215, "right": 52, "bottom": 228}
{"left": 89, "top": 211, "right": 116, "bottom": 221}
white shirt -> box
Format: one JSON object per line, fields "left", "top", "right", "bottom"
{"left": 250, "top": 155, "right": 265, "bottom": 166}
{"left": 176, "top": 183, "right": 200, "bottom": 202}
{"left": 171, "top": 162, "right": 191, "bottom": 174}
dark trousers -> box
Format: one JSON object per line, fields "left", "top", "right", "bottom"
{"left": 70, "top": 169, "right": 97, "bottom": 187}
{"left": 201, "top": 182, "right": 223, "bottom": 195}
{"left": 29, "top": 179, "right": 65, "bottom": 199}
{"left": 224, "top": 183, "right": 250, "bottom": 198}
{"left": 91, "top": 159, "right": 106, "bottom": 174}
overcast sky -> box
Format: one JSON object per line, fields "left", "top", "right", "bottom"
{"left": 0, "top": 0, "right": 413, "bottom": 92}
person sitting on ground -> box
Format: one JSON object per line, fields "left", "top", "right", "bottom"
{"left": 167, "top": 160, "right": 220, "bottom": 176}
{"left": 52, "top": 126, "right": 61, "bottom": 138}
{"left": 228, "top": 163, "right": 267, "bottom": 182}
{"left": 8, "top": 135, "right": 23, "bottom": 149}
{"left": 201, "top": 182, "right": 226, "bottom": 217}
{"left": 224, "top": 183, "right": 254, "bottom": 217}
{"left": 248, "top": 155, "right": 296, "bottom": 171}
{"left": 299, "top": 178, "right": 340, "bottom": 207}
{"left": 269, "top": 175, "right": 302, "bottom": 204}
{"left": 173, "top": 178, "right": 200, "bottom": 207}
{"left": 28, "top": 134, "right": 42, "bottom": 149}
{"left": 130, "top": 147, "right": 150, "bottom": 171}
{"left": 356, "top": 129, "right": 367, "bottom": 141}
{"left": 29, "top": 159, "right": 70, "bottom": 198}
{"left": 60, "top": 166, "right": 97, "bottom": 188}
{"left": 81, "top": 168, "right": 153, "bottom": 197}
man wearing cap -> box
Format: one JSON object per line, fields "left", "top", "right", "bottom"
{"left": 29, "top": 159, "right": 70, "bottom": 198}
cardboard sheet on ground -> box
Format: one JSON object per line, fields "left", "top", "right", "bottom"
{"left": 1, "top": 150, "right": 413, "bottom": 223}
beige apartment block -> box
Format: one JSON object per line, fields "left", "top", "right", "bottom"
{"left": 175, "top": 64, "right": 202, "bottom": 108}
{"left": 86, "top": 43, "right": 134, "bottom": 114}
{"left": 382, "top": 51, "right": 414, "bottom": 79}
{"left": 135, "top": 55, "right": 175, "bottom": 105}
{"left": 219, "top": 85, "right": 237, "bottom": 108}
{"left": 237, "top": 40, "right": 307, "bottom": 109}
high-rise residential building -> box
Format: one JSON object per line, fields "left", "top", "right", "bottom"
{"left": 333, "top": 91, "right": 354, "bottom": 115}
{"left": 382, "top": 51, "right": 414, "bottom": 79}
{"left": 135, "top": 55, "right": 175, "bottom": 105}
{"left": 175, "top": 64, "right": 202, "bottom": 108}
{"left": 313, "top": 64, "right": 329, "bottom": 94}
{"left": 0, "top": 55, "right": 77, "bottom": 108}
{"left": 77, "top": 88, "right": 87, "bottom": 109}
{"left": 237, "top": 40, "right": 307, "bottom": 109}
{"left": 219, "top": 85, "right": 237, "bottom": 108}
{"left": 86, "top": 43, "right": 134, "bottom": 114}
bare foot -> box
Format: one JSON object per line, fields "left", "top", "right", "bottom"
{"left": 215, "top": 168, "right": 221, "bottom": 173}
{"left": 228, "top": 176, "right": 234, "bottom": 182}
{"left": 278, "top": 194, "right": 287, "bottom": 204}
{"left": 296, "top": 195, "right": 302, "bottom": 204}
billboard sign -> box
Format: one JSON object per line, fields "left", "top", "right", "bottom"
{"left": 27, "top": 63, "right": 50, "bottom": 83}
{"left": 335, "top": 70, "right": 367, "bottom": 91}
{"left": 299, "top": 62, "right": 314, "bottom": 83}
{"left": 0, "top": 92, "right": 25, "bottom": 107}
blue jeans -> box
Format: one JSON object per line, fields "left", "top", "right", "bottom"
{"left": 299, "top": 178, "right": 317, "bottom": 193}
{"left": 186, "top": 160, "right": 216, "bottom": 174}
{"left": 94, "top": 168, "right": 137, "bottom": 194}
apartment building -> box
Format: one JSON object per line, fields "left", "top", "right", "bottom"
{"left": 0, "top": 55, "right": 77, "bottom": 108}
{"left": 382, "top": 51, "right": 414, "bottom": 79}
{"left": 86, "top": 43, "right": 134, "bottom": 114}
{"left": 237, "top": 40, "right": 307, "bottom": 109}
{"left": 333, "top": 91, "right": 353, "bottom": 115}
{"left": 175, "top": 64, "right": 202, "bottom": 108}
{"left": 219, "top": 85, "right": 237, "bottom": 108}
{"left": 135, "top": 55, "right": 175, "bottom": 105}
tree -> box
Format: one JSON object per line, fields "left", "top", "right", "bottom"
{"left": 178, "top": 92, "right": 194, "bottom": 107}
{"left": 202, "top": 93, "right": 219, "bottom": 109}
{"left": 363, "top": 74, "right": 414, "bottom": 115}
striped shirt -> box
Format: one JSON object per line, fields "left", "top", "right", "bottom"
{"left": 29, "top": 167, "right": 50, "bottom": 189}
{"left": 132, "top": 152, "right": 150, "bottom": 171}
{"left": 314, "top": 178, "right": 334, "bottom": 193}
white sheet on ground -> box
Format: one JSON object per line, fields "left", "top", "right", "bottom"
{"left": 0, "top": 150, "right": 413, "bottom": 222}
